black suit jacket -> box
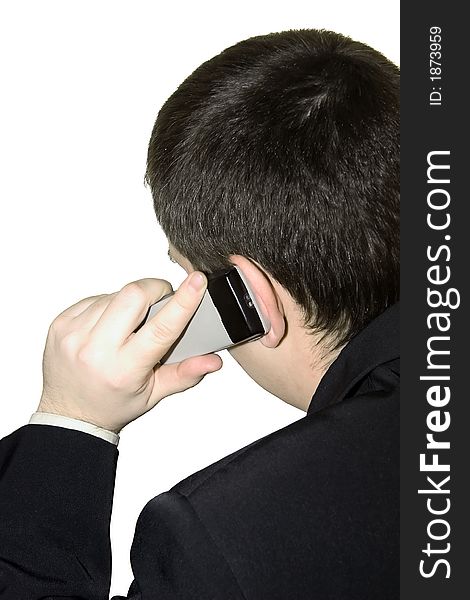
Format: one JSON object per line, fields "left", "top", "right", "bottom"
{"left": 0, "top": 303, "right": 399, "bottom": 599}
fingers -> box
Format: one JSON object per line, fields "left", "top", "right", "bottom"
{"left": 147, "top": 353, "right": 223, "bottom": 407}
{"left": 123, "top": 271, "right": 207, "bottom": 372}
{"left": 56, "top": 294, "right": 109, "bottom": 319}
{"left": 89, "top": 278, "right": 173, "bottom": 348}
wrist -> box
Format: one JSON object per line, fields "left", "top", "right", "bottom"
{"left": 30, "top": 411, "right": 120, "bottom": 445}
{"left": 37, "top": 394, "right": 121, "bottom": 434}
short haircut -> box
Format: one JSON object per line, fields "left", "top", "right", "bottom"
{"left": 145, "top": 29, "right": 400, "bottom": 348}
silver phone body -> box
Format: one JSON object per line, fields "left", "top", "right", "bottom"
{"left": 137, "top": 266, "right": 270, "bottom": 364}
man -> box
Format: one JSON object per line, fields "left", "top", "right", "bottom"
{"left": 0, "top": 28, "right": 399, "bottom": 599}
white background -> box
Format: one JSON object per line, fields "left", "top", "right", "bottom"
{"left": 0, "top": 1, "right": 399, "bottom": 595}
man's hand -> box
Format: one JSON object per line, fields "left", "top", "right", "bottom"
{"left": 37, "top": 272, "right": 223, "bottom": 433}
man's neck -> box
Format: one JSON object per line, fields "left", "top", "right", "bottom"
{"left": 284, "top": 327, "right": 343, "bottom": 411}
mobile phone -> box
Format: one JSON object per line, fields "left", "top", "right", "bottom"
{"left": 133, "top": 265, "right": 270, "bottom": 364}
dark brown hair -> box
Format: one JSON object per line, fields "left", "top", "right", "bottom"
{"left": 145, "top": 29, "right": 400, "bottom": 347}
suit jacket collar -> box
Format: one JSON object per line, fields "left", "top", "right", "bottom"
{"left": 307, "top": 302, "right": 400, "bottom": 415}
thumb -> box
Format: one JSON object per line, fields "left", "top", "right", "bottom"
{"left": 148, "top": 353, "right": 223, "bottom": 405}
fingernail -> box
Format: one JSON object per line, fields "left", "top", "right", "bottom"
{"left": 188, "top": 272, "right": 206, "bottom": 292}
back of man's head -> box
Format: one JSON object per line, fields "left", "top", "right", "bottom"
{"left": 145, "top": 28, "right": 399, "bottom": 348}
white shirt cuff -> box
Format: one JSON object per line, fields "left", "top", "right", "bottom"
{"left": 28, "top": 412, "right": 120, "bottom": 446}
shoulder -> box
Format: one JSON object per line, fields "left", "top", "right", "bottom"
{"left": 140, "top": 388, "right": 399, "bottom": 598}
{"left": 172, "top": 384, "right": 399, "bottom": 501}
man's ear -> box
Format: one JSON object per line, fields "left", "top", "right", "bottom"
{"left": 228, "top": 255, "right": 286, "bottom": 348}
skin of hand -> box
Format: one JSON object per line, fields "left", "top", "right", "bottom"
{"left": 37, "top": 272, "right": 223, "bottom": 433}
